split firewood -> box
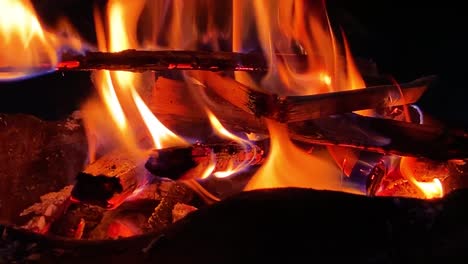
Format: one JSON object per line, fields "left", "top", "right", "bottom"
{"left": 191, "top": 71, "right": 433, "bottom": 122}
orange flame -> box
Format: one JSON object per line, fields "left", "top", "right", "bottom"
{"left": 0, "top": 0, "right": 83, "bottom": 80}
{"left": 241, "top": 1, "right": 365, "bottom": 194}
{"left": 245, "top": 119, "right": 361, "bottom": 193}
{"left": 400, "top": 157, "right": 444, "bottom": 199}
{"left": 83, "top": 0, "right": 187, "bottom": 162}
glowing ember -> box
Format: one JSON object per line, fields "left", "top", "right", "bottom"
{"left": 400, "top": 157, "right": 444, "bottom": 199}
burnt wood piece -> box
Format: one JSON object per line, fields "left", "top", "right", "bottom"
{"left": 145, "top": 147, "right": 197, "bottom": 180}
{"left": 71, "top": 173, "right": 123, "bottom": 208}
{"left": 53, "top": 50, "right": 375, "bottom": 74}
{"left": 4, "top": 188, "right": 468, "bottom": 263}
{"left": 289, "top": 113, "right": 468, "bottom": 160}
{"left": 73, "top": 148, "right": 149, "bottom": 209}
{"left": 55, "top": 50, "right": 268, "bottom": 72}
{"left": 193, "top": 71, "right": 434, "bottom": 122}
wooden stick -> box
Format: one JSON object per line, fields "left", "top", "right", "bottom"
{"left": 193, "top": 71, "right": 434, "bottom": 122}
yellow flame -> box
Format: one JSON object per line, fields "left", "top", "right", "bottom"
{"left": 245, "top": 119, "right": 354, "bottom": 192}
{"left": 84, "top": 0, "right": 187, "bottom": 160}
{"left": 242, "top": 1, "right": 367, "bottom": 193}
{"left": 400, "top": 157, "right": 444, "bottom": 199}
{"left": 200, "top": 151, "right": 216, "bottom": 179}
{"left": 132, "top": 89, "right": 187, "bottom": 149}
{"left": 0, "top": 0, "right": 82, "bottom": 80}
{"left": 206, "top": 109, "right": 256, "bottom": 178}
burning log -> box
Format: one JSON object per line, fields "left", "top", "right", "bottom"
{"left": 71, "top": 148, "right": 149, "bottom": 209}
{"left": 289, "top": 113, "right": 468, "bottom": 160}
{"left": 149, "top": 76, "right": 466, "bottom": 160}
{"left": 55, "top": 50, "right": 268, "bottom": 72}
{"left": 52, "top": 50, "right": 377, "bottom": 74}
{"left": 145, "top": 147, "right": 197, "bottom": 180}
{"left": 191, "top": 71, "right": 433, "bottom": 122}
{"left": 150, "top": 76, "right": 267, "bottom": 136}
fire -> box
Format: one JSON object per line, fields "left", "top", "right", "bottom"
{"left": 400, "top": 157, "right": 444, "bottom": 199}
{"left": 0, "top": 0, "right": 83, "bottom": 80}
{"left": 241, "top": 1, "right": 367, "bottom": 194}
{"left": 245, "top": 119, "right": 344, "bottom": 191}
{"left": 83, "top": 0, "right": 187, "bottom": 161}
{"left": 206, "top": 109, "right": 256, "bottom": 178}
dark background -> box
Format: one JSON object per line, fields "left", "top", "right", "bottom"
{"left": 0, "top": 0, "right": 466, "bottom": 127}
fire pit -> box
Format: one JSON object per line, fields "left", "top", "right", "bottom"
{"left": 1, "top": 0, "right": 467, "bottom": 263}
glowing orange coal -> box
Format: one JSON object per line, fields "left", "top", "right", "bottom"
{"left": 400, "top": 157, "right": 444, "bottom": 199}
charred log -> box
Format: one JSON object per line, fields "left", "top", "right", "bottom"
{"left": 71, "top": 148, "right": 149, "bottom": 209}
{"left": 52, "top": 50, "right": 377, "bottom": 75}
{"left": 145, "top": 147, "right": 197, "bottom": 180}
{"left": 289, "top": 113, "right": 468, "bottom": 160}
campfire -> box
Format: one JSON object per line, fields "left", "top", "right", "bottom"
{"left": 0, "top": 0, "right": 467, "bottom": 262}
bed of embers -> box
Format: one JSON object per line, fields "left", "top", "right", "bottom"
{"left": 1, "top": 0, "right": 468, "bottom": 263}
